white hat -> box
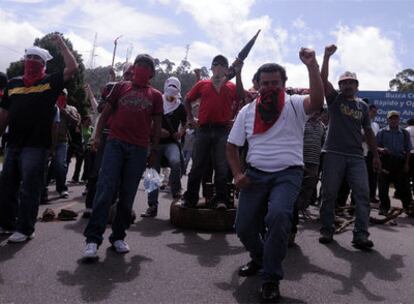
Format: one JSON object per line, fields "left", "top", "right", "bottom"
{"left": 25, "top": 46, "right": 53, "bottom": 63}
{"left": 164, "top": 76, "right": 181, "bottom": 92}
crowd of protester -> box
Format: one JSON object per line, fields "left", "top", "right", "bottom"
{"left": 0, "top": 38, "right": 413, "bottom": 303}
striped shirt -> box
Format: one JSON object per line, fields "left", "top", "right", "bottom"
{"left": 303, "top": 119, "right": 325, "bottom": 165}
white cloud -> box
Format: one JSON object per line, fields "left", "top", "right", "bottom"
{"left": 292, "top": 17, "right": 306, "bottom": 30}
{"left": 5, "top": 0, "right": 44, "bottom": 3}
{"left": 35, "top": 0, "right": 182, "bottom": 45}
{"left": 331, "top": 25, "right": 401, "bottom": 90}
{"left": 0, "top": 9, "right": 44, "bottom": 72}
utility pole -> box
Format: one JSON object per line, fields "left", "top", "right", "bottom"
{"left": 125, "top": 44, "right": 133, "bottom": 63}
{"left": 184, "top": 44, "right": 190, "bottom": 61}
{"left": 111, "top": 35, "right": 122, "bottom": 67}
{"left": 89, "top": 32, "right": 98, "bottom": 69}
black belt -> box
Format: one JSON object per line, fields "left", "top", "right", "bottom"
{"left": 247, "top": 164, "right": 303, "bottom": 173}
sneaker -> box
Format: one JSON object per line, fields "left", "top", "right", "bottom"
{"left": 0, "top": 226, "right": 14, "bottom": 235}
{"left": 82, "top": 208, "right": 92, "bottom": 219}
{"left": 352, "top": 237, "right": 374, "bottom": 250}
{"left": 8, "top": 231, "right": 34, "bottom": 243}
{"left": 84, "top": 243, "right": 98, "bottom": 258}
{"left": 319, "top": 232, "right": 333, "bottom": 244}
{"left": 112, "top": 240, "right": 130, "bottom": 254}
{"left": 141, "top": 206, "right": 158, "bottom": 218}
{"left": 260, "top": 281, "right": 280, "bottom": 302}
{"left": 215, "top": 202, "right": 227, "bottom": 210}
{"left": 59, "top": 191, "right": 69, "bottom": 198}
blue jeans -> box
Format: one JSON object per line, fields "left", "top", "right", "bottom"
{"left": 84, "top": 139, "right": 148, "bottom": 246}
{"left": 320, "top": 153, "right": 370, "bottom": 238}
{"left": 235, "top": 166, "right": 303, "bottom": 282}
{"left": 0, "top": 147, "right": 48, "bottom": 235}
{"left": 183, "top": 126, "right": 229, "bottom": 205}
{"left": 51, "top": 142, "right": 68, "bottom": 192}
{"left": 148, "top": 143, "right": 182, "bottom": 207}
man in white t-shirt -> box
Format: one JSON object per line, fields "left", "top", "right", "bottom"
{"left": 226, "top": 48, "right": 324, "bottom": 302}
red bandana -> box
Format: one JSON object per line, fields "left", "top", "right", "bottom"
{"left": 253, "top": 88, "right": 285, "bottom": 135}
{"left": 133, "top": 66, "right": 151, "bottom": 87}
{"left": 23, "top": 59, "right": 46, "bottom": 87}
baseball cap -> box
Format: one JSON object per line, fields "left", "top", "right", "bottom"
{"left": 387, "top": 110, "right": 400, "bottom": 119}
{"left": 211, "top": 55, "right": 229, "bottom": 67}
{"left": 338, "top": 71, "right": 358, "bottom": 84}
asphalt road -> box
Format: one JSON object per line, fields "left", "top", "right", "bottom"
{"left": 1, "top": 164, "right": 414, "bottom": 304}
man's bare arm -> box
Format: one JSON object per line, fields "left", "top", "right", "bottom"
{"left": 321, "top": 44, "right": 337, "bottom": 98}
{"left": 51, "top": 34, "right": 78, "bottom": 83}
{"left": 300, "top": 48, "right": 324, "bottom": 114}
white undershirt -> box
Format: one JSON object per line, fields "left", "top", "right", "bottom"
{"left": 228, "top": 93, "right": 308, "bottom": 172}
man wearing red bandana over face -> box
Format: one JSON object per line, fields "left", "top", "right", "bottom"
{"left": 83, "top": 54, "right": 163, "bottom": 258}
{"left": 226, "top": 48, "right": 324, "bottom": 302}
{"left": 0, "top": 34, "right": 78, "bottom": 243}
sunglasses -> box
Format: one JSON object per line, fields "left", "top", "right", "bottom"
{"left": 212, "top": 62, "right": 227, "bottom": 67}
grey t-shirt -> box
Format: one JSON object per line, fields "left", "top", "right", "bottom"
{"left": 323, "top": 91, "right": 371, "bottom": 157}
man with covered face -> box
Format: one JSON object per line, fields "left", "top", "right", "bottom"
{"left": 141, "top": 76, "right": 187, "bottom": 217}
{"left": 319, "top": 44, "right": 381, "bottom": 249}
{"left": 226, "top": 48, "right": 324, "bottom": 302}
{"left": 182, "top": 55, "right": 243, "bottom": 210}
{"left": 83, "top": 54, "right": 162, "bottom": 258}
{"left": 0, "top": 34, "right": 78, "bottom": 242}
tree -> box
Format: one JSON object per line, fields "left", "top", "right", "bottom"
{"left": 84, "top": 65, "right": 114, "bottom": 97}
{"left": 389, "top": 69, "right": 414, "bottom": 92}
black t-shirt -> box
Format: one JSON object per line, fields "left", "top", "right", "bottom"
{"left": 160, "top": 104, "right": 187, "bottom": 145}
{"left": 0, "top": 73, "right": 64, "bottom": 148}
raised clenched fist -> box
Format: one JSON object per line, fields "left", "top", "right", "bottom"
{"left": 324, "top": 44, "right": 337, "bottom": 57}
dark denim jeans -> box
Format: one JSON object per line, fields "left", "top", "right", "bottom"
{"left": 235, "top": 166, "right": 303, "bottom": 282}
{"left": 51, "top": 142, "right": 68, "bottom": 192}
{"left": 320, "top": 153, "right": 370, "bottom": 238}
{"left": 183, "top": 126, "right": 229, "bottom": 205}
{"left": 85, "top": 133, "right": 109, "bottom": 209}
{"left": 378, "top": 157, "right": 412, "bottom": 211}
{"left": 148, "top": 143, "right": 182, "bottom": 207}
{"left": 84, "top": 139, "right": 148, "bottom": 246}
{"left": 0, "top": 147, "right": 48, "bottom": 235}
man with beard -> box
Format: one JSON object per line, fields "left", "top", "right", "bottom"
{"left": 0, "top": 34, "right": 78, "bottom": 242}
{"left": 319, "top": 44, "right": 381, "bottom": 249}
{"left": 226, "top": 48, "right": 324, "bottom": 302}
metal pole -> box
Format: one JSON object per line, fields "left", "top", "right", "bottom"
{"left": 111, "top": 35, "right": 122, "bottom": 67}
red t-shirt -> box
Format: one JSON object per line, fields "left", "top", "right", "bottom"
{"left": 186, "top": 80, "right": 237, "bottom": 125}
{"left": 106, "top": 81, "right": 163, "bottom": 148}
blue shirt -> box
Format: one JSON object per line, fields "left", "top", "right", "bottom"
{"left": 376, "top": 126, "right": 412, "bottom": 159}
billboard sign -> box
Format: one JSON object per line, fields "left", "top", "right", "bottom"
{"left": 357, "top": 91, "right": 414, "bottom": 127}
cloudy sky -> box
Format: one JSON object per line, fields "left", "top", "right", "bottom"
{"left": 0, "top": 0, "right": 413, "bottom": 90}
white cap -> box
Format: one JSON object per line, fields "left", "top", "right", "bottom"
{"left": 25, "top": 46, "right": 53, "bottom": 63}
